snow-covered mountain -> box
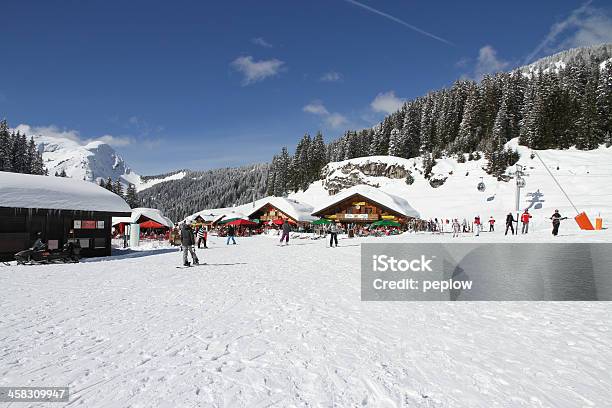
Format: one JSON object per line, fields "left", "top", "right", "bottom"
{"left": 13, "top": 125, "right": 187, "bottom": 191}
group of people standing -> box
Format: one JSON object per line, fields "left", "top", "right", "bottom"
{"left": 450, "top": 209, "right": 567, "bottom": 238}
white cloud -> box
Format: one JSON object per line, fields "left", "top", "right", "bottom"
{"left": 370, "top": 91, "right": 404, "bottom": 114}
{"left": 14, "top": 124, "right": 132, "bottom": 147}
{"left": 251, "top": 37, "right": 273, "bottom": 48}
{"left": 325, "top": 112, "right": 349, "bottom": 128}
{"left": 320, "top": 71, "right": 342, "bottom": 82}
{"left": 474, "top": 45, "right": 509, "bottom": 80}
{"left": 98, "top": 135, "right": 132, "bottom": 147}
{"left": 302, "top": 100, "right": 348, "bottom": 129}
{"left": 230, "top": 55, "right": 285, "bottom": 85}
{"left": 524, "top": 1, "right": 612, "bottom": 64}
{"left": 303, "top": 101, "right": 329, "bottom": 115}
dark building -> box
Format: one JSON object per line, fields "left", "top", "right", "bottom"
{"left": 0, "top": 171, "right": 131, "bottom": 261}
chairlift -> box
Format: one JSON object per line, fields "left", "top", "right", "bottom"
{"left": 477, "top": 177, "right": 486, "bottom": 192}
{"left": 517, "top": 177, "right": 526, "bottom": 188}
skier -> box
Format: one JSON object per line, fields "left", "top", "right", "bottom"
{"left": 489, "top": 216, "right": 495, "bottom": 232}
{"left": 328, "top": 222, "right": 339, "bottom": 247}
{"left": 521, "top": 209, "right": 532, "bottom": 234}
{"left": 550, "top": 209, "right": 568, "bottom": 236}
{"left": 452, "top": 219, "right": 461, "bottom": 238}
{"left": 180, "top": 223, "right": 199, "bottom": 266}
{"left": 280, "top": 219, "right": 291, "bottom": 245}
{"left": 473, "top": 216, "right": 481, "bottom": 236}
{"left": 196, "top": 225, "right": 207, "bottom": 248}
{"left": 226, "top": 224, "right": 237, "bottom": 245}
{"left": 505, "top": 213, "right": 516, "bottom": 235}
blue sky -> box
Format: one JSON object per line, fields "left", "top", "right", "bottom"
{"left": 2, "top": 0, "right": 612, "bottom": 174}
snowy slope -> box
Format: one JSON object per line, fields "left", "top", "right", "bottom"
{"left": 1, "top": 234, "right": 611, "bottom": 406}
{"left": 129, "top": 171, "right": 187, "bottom": 192}
{"left": 289, "top": 139, "right": 612, "bottom": 233}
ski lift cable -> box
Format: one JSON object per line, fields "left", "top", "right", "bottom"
{"left": 533, "top": 150, "right": 579, "bottom": 215}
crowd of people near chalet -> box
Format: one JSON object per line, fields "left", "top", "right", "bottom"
{"left": 166, "top": 208, "right": 570, "bottom": 265}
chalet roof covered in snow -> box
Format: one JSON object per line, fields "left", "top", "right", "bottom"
{"left": 247, "top": 197, "right": 317, "bottom": 222}
{"left": 0, "top": 171, "right": 131, "bottom": 214}
{"left": 311, "top": 184, "right": 420, "bottom": 218}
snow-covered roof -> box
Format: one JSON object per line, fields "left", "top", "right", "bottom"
{"left": 130, "top": 207, "right": 174, "bottom": 228}
{"left": 311, "top": 184, "right": 420, "bottom": 218}
{"left": 112, "top": 216, "right": 132, "bottom": 225}
{"left": 247, "top": 196, "right": 316, "bottom": 222}
{"left": 0, "top": 171, "right": 131, "bottom": 213}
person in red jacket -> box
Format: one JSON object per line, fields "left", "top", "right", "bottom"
{"left": 521, "top": 209, "right": 532, "bottom": 234}
{"left": 488, "top": 216, "right": 495, "bottom": 232}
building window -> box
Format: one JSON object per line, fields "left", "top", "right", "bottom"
{"left": 94, "top": 238, "right": 106, "bottom": 249}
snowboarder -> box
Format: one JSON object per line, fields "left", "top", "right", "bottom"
{"left": 505, "top": 213, "right": 516, "bottom": 235}
{"left": 521, "top": 210, "right": 532, "bottom": 234}
{"left": 328, "top": 222, "right": 339, "bottom": 247}
{"left": 196, "top": 225, "right": 207, "bottom": 248}
{"left": 489, "top": 216, "right": 495, "bottom": 232}
{"left": 473, "top": 216, "right": 481, "bottom": 236}
{"left": 550, "top": 209, "right": 568, "bottom": 236}
{"left": 452, "top": 219, "right": 461, "bottom": 238}
{"left": 180, "top": 223, "right": 199, "bottom": 266}
{"left": 280, "top": 219, "right": 291, "bottom": 245}
{"left": 226, "top": 225, "right": 237, "bottom": 245}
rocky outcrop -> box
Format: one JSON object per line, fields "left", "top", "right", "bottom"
{"left": 321, "top": 159, "right": 410, "bottom": 195}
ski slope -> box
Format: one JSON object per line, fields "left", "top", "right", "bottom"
{"left": 290, "top": 139, "right": 612, "bottom": 233}
{"left": 1, "top": 231, "right": 611, "bottom": 407}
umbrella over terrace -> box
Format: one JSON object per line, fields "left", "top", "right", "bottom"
{"left": 226, "top": 219, "right": 258, "bottom": 227}
{"left": 371, "top": 220, "right": 401, "bottom": 227}
{"left": 139, "top": 220, "right": 166, "bottom": 229}
{"left": 271, "top": 218, "right": 296, "bottom": 226}
{"left": 312, "top": 219, "right": 332, "bottom": 225}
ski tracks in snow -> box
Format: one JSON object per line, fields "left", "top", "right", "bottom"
{"left": 1, "top": 236, "right": 612, "bottom": 406}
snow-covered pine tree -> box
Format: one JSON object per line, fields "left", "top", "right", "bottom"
{"left": 273, "top": 147, "right": 291, "bottom": 196}
{"left": 308, "top": 132, "right": 326, "bottom": 182}
{"left": 104, "top": 176, "right": 113, "bottom": 191}
{"left": 401, "top": 100, "right": 421, "bottom": 159}
{"left": 596, "top": 62, "right": 612, "bottom": 143}
{"left": 113, "top": 179, "right": 124, "bottom": 197}
{"left": 419, "top": 96, "right": 435, "bottom": 154}
{"left": 576, "top": 67, "right": 603, "bottom": 150}
{"left": 125, "top": 184, "right": 139, "bottom": 208}
{"left": 388, "top": 128, "right": 402, "bottom": 157}
{"left": 456, "top": 85, "right": 481, "bottom": 153}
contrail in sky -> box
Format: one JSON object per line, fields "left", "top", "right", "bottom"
{"left": 343, "top": 0, "right": 454, "bottom": 46}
